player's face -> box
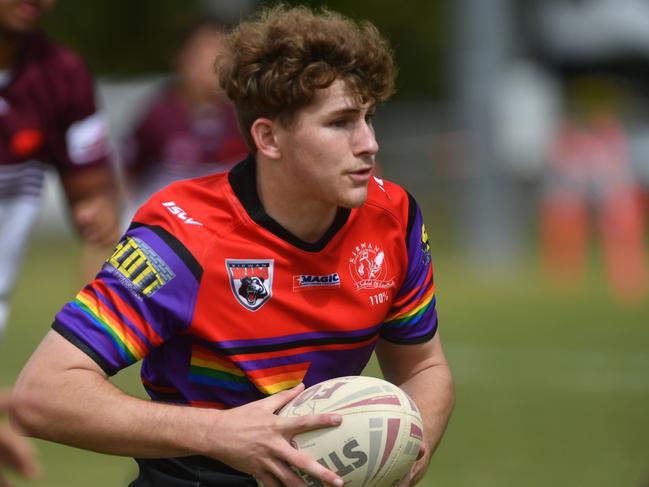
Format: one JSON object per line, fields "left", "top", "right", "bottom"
{"left": 275, "top": 79, "right": 379, "bottom": 210}
{"left": 0, "top": 0, "right": 53, "bottom": 33}
{"left": 177, "top": 26, "right": 225, "bottom": 98}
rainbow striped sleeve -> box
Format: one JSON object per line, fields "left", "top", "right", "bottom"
{"left": 72, "top": 286, "right": 150, "bottom": 363}
{"left": 53, "top": 224, "right": 202, "bottom": 375}
{"left": 381, "top": 196, "right": 438, "bottom": 344}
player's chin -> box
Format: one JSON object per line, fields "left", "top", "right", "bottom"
{"left": 338, "top": 186, "right": 368, "bottom": 209}
{"left": 7, "top": 18, "right": 40, "bottom": 32}
{"left": 7, "top": 6, "right": 44, "bottom": 30}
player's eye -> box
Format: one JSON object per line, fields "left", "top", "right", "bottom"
{"left": 329, "top": 118, "right": 350, "bottom": 128}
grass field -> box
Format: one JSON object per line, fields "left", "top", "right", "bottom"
{"left": 1, "top": 237, "right": 648, "bottom": 486}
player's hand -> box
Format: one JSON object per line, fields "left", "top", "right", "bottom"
{"left": 396, "top": 443, "right": 430, "bottom": 486}
{"left": 72, "top": 194, "right": 121, "bottom": 248}
{"left": 0, "top": 423, "right": 41, "bottom": 487}
{"left": 208, "top": 384, "right": 344, "bottom": 487}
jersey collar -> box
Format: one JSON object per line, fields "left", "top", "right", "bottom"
{"left": 228, "top": 155, "right": 351, "bottom": 252}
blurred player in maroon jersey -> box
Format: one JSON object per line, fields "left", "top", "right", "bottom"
{"left": 1, "top": 0, "right": 120, "bottom": 482}
{"left": 0, "top": 0, "right": 120, "bottom": 338}
{"left": 122, "top": 19, "right": 247, "bottom": 217}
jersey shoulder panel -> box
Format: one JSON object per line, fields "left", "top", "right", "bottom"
{"left": 132, "top": 172, "right": 244, "bottom": 263}
{"left": 364, "top": 175, "right": 411, "bottom": 233}
{"left": 362, "top": 177, "right": 438, "bottom": 345}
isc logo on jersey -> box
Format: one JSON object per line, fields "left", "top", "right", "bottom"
{"left": 162, "top": 201, "right": 203, "bottom": 226}
{"left": 292, "top": 273, "right": 341, "bottom": 291}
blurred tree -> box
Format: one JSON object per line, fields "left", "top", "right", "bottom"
{"left": 43, "top": 0, "right": 203, "bottom": 76}
{"left": 43, "top": 0, "right": 447, "bottom": 99}
{"left": 274, "top": 0, "right": 449, "bottom": 99}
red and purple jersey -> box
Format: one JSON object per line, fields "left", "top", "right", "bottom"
{"left": 0, "top": 32, "right": 110, "bottom": 199}
{"left": 53, "top": 156, "right": 437, "bottom": 409}
{"left": 122, "top": 87, "right": 248, "bottom": 205}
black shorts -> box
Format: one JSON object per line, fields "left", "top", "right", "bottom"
{"left": 129, "top": 456, "right": 257, "bottom": 487}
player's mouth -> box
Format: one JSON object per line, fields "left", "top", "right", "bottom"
{"left": 347, "top": 167, "right": 373, "bottom": 184}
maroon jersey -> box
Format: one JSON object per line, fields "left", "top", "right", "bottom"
{"left": 122, "top": 86, "right": 248, "bottom": 204}
{"left": 0, "top": 32, "right": 110, "bottom": 198}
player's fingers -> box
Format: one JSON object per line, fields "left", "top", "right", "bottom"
{"left": 396, "top": 469, "right": 412, "bottom": 487}
{"left": 410, "top": 463, "right": 426, "bottom": 485}
{"left": 254, "top": 472, "right": 284, "bottom": 487}
{"left": 282, "top": 448, "right": 343, "bottom": 487}
{"left": 283, "top": 412, "right": 342, "bottom": 436}
{"left": 408, "top": 444, "right": 429, "bottom": 485}
{"left": 266, "top": 459, "right": 307, "bottom": 487}
{"left": 259, "top": 383, "right": 305, "bottom": 412}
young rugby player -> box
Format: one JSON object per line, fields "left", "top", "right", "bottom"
{"left": 11, "top": 5, "right": 454, "bottom": 486}
{"left": 1, "top": 0, "right": 119, "bottom": 482}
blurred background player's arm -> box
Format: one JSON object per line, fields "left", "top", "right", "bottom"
{"left": 60, "top": 164, "right": 121, "bottom": 282}
{"left": 52, "top": 41, "right": 123, "bottom": 280}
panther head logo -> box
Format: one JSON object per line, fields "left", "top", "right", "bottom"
{"left": 226, "top": 259, "right": 274, "bottom": 311}
{"left": 238, "top": 276, "right": 268, "bottom": 305}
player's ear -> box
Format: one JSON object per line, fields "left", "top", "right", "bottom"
{"left": 251, "top": 118, "right": 281, "bottom": 160}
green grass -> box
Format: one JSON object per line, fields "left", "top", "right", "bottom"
{"left": 2, "top": 237, "right": 648, "bottom": 486}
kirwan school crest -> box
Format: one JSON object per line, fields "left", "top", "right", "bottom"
{"left": 348, "top": 242, "right": 395, "bottom": 291}
{"left": 226, "top": 259, "right": 274, "bottom": 311}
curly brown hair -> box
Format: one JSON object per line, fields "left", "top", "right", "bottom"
{"left": 216, "top": 4, "right": 396, "bottom": 151}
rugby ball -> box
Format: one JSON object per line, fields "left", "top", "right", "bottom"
{"left": 278, "top": 376, "right": 423, "bottom": 487}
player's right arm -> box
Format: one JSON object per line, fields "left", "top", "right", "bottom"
{"left": 10, "top": 330, "right": 343, "bottom": 487}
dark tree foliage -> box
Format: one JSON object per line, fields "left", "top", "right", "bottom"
{"left": 270, "top": 0, "right": 449, "bottom": 99}
{"left": 43, "top": 0, "right": 447, "bottom": 99}
{"left": 42, "top": 0, "right": 203, "bottom": 76}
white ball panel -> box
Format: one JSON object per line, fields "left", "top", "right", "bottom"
{"left": 277, "top": 376, "right": 423, "bottom": 487}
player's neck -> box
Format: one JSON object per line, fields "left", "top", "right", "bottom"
{"left": 178, "top": 81, "right": 223, "bottom": 109}
{"left": 256, "top": 158, "right": 338, "bottom": 243}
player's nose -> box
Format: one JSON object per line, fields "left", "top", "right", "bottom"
{"left": 354, "top": 119, "right": 379, "bottom": 158}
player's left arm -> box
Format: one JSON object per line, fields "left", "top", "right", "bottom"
{"left": 375, "top": 333, "right": 454, "bottom": 485}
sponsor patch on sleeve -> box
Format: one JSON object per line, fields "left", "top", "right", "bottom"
{"left": 104, "top": 237, "right": 175, "bottom": 298}
{"left": 421, "top": 223, "right": 431, "bottom": 264}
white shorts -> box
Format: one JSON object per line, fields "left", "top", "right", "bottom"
{"left": 0, "top": 162, "right": 45, "bottom": 338}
